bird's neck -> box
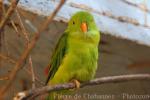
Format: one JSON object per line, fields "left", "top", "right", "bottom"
{"left": 68, "top": 30, "right": 100, "bottom": 45}
{"left": 67, "top": 31, "right": 100, "bottom": 52}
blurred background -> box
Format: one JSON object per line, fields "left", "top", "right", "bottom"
{"left": 1, "top": 0, "right": 150, "bottom": 99}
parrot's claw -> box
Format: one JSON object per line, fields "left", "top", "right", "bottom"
{"left": 69, "top": 79, "right": 80, "bottom": 91}
{"left": 70, "top": 79, "right": 80, "bottom": 91}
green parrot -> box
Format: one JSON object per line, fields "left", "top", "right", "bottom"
{"left": 45, "top": 11, "right": 100, "bottom": 99}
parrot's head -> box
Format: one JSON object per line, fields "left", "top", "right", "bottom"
{"left": 66, "top": 11, "right": 99, "bottom": 36}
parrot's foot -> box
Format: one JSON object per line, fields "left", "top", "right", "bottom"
{"left": 71, "top": 79, "right": 80, "bottom": 89}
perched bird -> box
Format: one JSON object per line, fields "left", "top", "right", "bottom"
{"left": 45, "top": 11, "right": 100, "bottom": 99}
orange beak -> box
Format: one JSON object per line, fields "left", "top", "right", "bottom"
{"left": 81, "top": 22, "right": 88, "bottom": 33}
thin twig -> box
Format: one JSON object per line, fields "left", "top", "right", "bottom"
{"left": 0, "top": 53, "right": 44, "bottom": 85}
{"left": 14, "top": 74, "right": 150, "bottom": 100}
{"left": 0, "top": 0, "right": 3, "bottom": 18}
{"left": 0, "top": 76, "right": 9, "bottom": 81}
{"left": 1, "top": 0, "right": 6, "bottom": 14}
{"left": 0, "top": 0, "right": 66, "bottom": 98}
{"left": 23, "top": 67, "right": 45, "bottom": 86}
{"left": 0, "top": 53, "right": 16, "bottom": 64}
{"left": 0, "top": 0, "right": 19, "bottom": 31}
{"left": 16, "top": 9, "right": 29, "bottom": 43}
{"left": 37, "top": 0, "right": 66, "bottom": 33}
{"left": 16, "top": 9, "right": 36, "bottom": 89}
{"left": 10, "top": 20, "right": 20, "bottom": 36}
{"left": 29, "top": 56, "right": 36, "bottom": 89}
{"left": 0, "top": 0, "right": 19, "bottom": 62}
{"left": 0, "top": 0, "right": 3, "bottom": 66}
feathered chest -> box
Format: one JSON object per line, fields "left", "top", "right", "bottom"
{"left": 68, "top": 39, "right": 98, "bottom": 65}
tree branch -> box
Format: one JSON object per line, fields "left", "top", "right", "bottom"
{"left": 0, "top": 53, "right": 44, "bottom": 85}
{"left": 0, "top": 0, "right": 66, "bottom": 98}
{"left": 0, "top": 0, "right": 19, "bottom": 31}
{"left": 16, "top": 9, "right": 36, "bottom": 89}
{"left": 0, "top": 53, "right": 16, "bottom": 64}
{"left": 0, "top": 75, "right": 9, "bottom": 81}
{"left": 14, "top": 74, "right": 150, "bottom": 100}
{"left": 29, "top": 56, "right": 36, "bottom": 89}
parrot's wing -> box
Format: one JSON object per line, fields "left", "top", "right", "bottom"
{"left": 45, "top": 33, "right": 68, "bottom": 84}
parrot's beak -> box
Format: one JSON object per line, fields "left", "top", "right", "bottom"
{"left": 81, "top": 22, "right": 88, "bottom": 33}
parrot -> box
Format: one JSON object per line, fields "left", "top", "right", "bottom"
{"left": 45, "top": 11, "right": 100, "bottom": 100}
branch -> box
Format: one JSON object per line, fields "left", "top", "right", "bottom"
{"left": 0, "top": 0, "right": 19, "bottom": 31}
{"left": 14, "top": 74, "right": 150, "bottom": 100}
{"left": 0, "top": 53, "right": 16, "bottom": 64}
{"left": 10, "top": 20, "right": 20, "bottom": 36}
{"left": 29, "top": 56, "right": 36, "bottom": 89}
{"left": 24, "top": 66, "right": 45, "bottom": 86}
{"left": 0, "top": 53, "right": 44, "bottom": 85}
{"left": 16, "top": 9, "right": 36, "bottom": 89}
{"left": 0, "top": 0, "right": 66, "bottom": 98}
{"left": 0, "top": 0, "right": 3, "bottom": 48}
{"left": 0, "top": 76, "right": 9, "bottom": 81}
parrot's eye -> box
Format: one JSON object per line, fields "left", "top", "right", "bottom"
{"left": 72, "top": 21, "right": 75, "bottom": 25}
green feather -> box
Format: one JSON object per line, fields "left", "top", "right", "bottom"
{"left": 45, "top": 33, "right": 68, "bottom": 84}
